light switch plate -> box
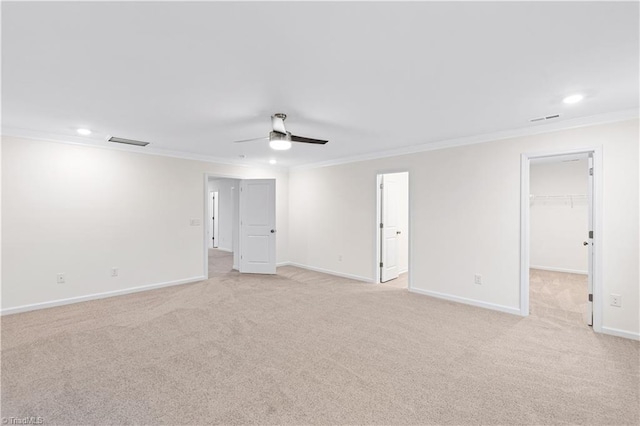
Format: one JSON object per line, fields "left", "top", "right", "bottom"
{"left": 610, "top": 294, "right": 622, "bottom": 307}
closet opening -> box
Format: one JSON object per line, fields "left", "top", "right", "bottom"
{"left": 521, "top": 148, "right": 601, "bottom": 331}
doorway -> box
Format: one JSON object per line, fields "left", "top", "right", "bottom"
{"left": 207, "top": 179, "right": 237, "bottom": 277}
{"left": 521, "top": 148, "right": 602, "bottom": 331}
{"left": 376, "top": 171, "right": 410, "bottom": 288}
{"left": 203, "top": 175, "right": 277, "bottom": 279}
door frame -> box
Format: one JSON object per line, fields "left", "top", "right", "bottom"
{"left": 375, "top": 170, "right": 411, "bottom": 288}
{"left": 520, "top": 146, "right": 603, "bottom": 332}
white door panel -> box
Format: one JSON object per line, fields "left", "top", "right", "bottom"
{"left": 239, "top": 179, "right": 276, "bottom": 274}
{"left": 208, "top": 191, "right": 214, "bottom": 249}
{"left": 247, "top": 236, "right": 270, "bottom": 262}
{"left": 212, "top": 191, "right": 219, "bottom": 248}
{"left": 381, "top": 175, "right": 400, "bottom": 282}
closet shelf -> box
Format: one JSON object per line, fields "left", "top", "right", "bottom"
{"left": 530, "top": 194, "right": 587, "bottom": 199}
{"left": 529, "top": 194, "right": 587, "bottom": 208}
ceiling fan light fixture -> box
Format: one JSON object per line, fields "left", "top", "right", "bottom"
{"left": 269, "top": 131, "right": 292, "bottom": 150}
{"left": 232, "top": 114, "right": 327, "bottom": 148}
{"left": 269, "top": 140, "right": 292, "bottom": 150}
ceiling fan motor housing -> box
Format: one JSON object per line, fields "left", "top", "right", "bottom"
{"left": 269, "top": 131, "right": 291, "bottom": 142}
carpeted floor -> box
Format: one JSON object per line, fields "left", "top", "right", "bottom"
{"left": 380, "top": 272, "right": 408, "bottom": 289}
{"left": 529, "top": 268, "right": 589, "bottom": 325}
{"left": 208, "top": 248, "right": 234, "bottom": 278}
{"left": 1, "top": 264, "right": 638, "bottom": 425}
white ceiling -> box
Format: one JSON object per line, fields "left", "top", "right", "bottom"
{"left": 2, "top": 1, "right": 638, "bottom": 168}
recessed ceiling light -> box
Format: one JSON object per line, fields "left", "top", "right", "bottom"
{"left": 562, "top": 94, "right": 584, "bottom": 104}
{"left": 76, "top": 128, "right": 92, "bottom": 136}
{"left": 269, "top": 159, "right": 277, "bottom": 165}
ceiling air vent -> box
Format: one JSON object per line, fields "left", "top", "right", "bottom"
{"left": 108, "top": 136, "right": 150, "bottom": 147}
{"left": 530, "top": 114, "right": 560, "bottom": 123}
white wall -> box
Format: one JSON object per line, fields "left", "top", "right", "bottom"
{"left": 530, "top": 159, "right": 588, "bottom": 274}
{"left": 289, "top": 119, "right": 639, "bottom": 337}
{"left": 1, "top": 136, "right": 289, "bottom": 312}
{"left": 207, "top": 178, "right": 239, "bottom": 252}
{"left": 2, "top": 120, "right": 638, "bottom": 338}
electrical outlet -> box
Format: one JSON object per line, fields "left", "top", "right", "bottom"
{"left": 111, "top": 267, "right": 119, "bottom": 277}
{"left": 189, "top": 219, "right": 201, "bottom": 226}
{"left": 610, "top": 294, "right": 622, "bottom": 307}
{"left": 338, "top": 254, "right": 343, "bottom": 262}
{"left": 474, "top": 274, "right": 482, "bottom": 285}
{"left": 56, "top": 273, "right": 65, "bottom": 284}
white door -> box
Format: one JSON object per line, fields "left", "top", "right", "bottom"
{"left": 586, "top": 153, "right": 594, "bottom": 326}
{"left": 212, "top": 191, "right": 219, "bottom": 248}
{"left": 239, "top": 179, "right": 276, "bottom": 274}
{"left": 381, "top": 175, "right": 400, "bottom": 282}
{"left": 208, "top": 191, "right": 215, "bottom": 248}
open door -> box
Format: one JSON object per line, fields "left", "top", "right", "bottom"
{"left": 212, "top": 191, "right": 219, "bottom": 248}
{"left": 380, "top": 174, "right": 400, "bottom": 282}
{"left": 239, "top": 179, "right": 276, "bottom": 274}
{"left": 586, "top": 153, "right": 594, "bottom": 326}
{"left": 208, "top": 191, "right": 215, "bottom": 249}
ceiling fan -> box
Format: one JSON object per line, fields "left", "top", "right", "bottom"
{"left": 233, "top": 113, "right": 328, "bottom": 150}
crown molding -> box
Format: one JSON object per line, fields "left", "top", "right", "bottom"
{"left": 291, "top": 108, "right": 639, "bottom": 171}
{"left": 3, "top": 108, "right": 637, "bottom": 172}
{"left": 0, "top": 127, "right": 292, "bottom": 172}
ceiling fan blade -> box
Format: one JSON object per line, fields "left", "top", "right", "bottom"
{"left": 291, "top": 134, "right": 328, "bottom": 145}
{"left": 233, "top": 137, "right": 268, "bottom": 143}
{"left": 271, "top": 115, "right": 287, "bottom": 134}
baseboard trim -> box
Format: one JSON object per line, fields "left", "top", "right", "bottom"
{"left": 1, "top": 276, "right": 206, "bottom": 316}
{"left": 409, "top": 287, "right": 522, "bottom": 316}
{"left": 530, "top": 265, "right": 588, "bottom": 275}
{"left": 282, "top": 262, "right": 373, "bottom": 283}
{"left": 601, "top": 326, "right": 640, "bottom": 341}
{"left": 214, "top": 247, "right": 233, "bottom": 253}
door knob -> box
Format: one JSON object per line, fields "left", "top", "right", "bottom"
{"left": 583, "top": 241, "right": 589, "bottom": 246}
{"left": 270, "top": 229, "right": 276, "bottom": 233}
{"left": 396, "top": 231, "right": 402, "bottom": 235}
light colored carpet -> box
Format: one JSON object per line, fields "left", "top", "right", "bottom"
{"left": 208, "top": 248, "right": 233, "bottom": 278}
{"left": 380, "top": 272, "right": 408, "bottom": 289}
{"left": 2, "top": 266, "right": 638, "bottom": 425}
{"left": 530, "top": 268, "right": 588, "bottom": 326}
